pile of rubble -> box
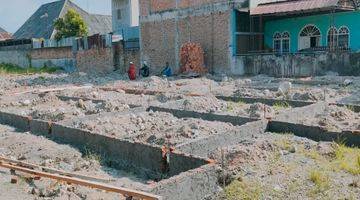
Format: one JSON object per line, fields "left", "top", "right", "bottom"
{"left": 180, "top": 42, "right": 207, "bottom": 74}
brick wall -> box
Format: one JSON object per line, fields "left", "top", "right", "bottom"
{"left": 140, "top": 0, "right": 230, "bottom": 16}
{"left": 140, "top": 10, "right": 231, "bottom": 74}
{"left": 76, "top": 48, "right": 114, "bottom": 73}
{"left": 113, "top": 42, "right": 141, "bottom": 73}
{"left": 30, "top": 47, "right": 73, "bottom": 59}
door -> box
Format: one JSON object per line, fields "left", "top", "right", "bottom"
{"left": 310, "top": 37, "right": 317, "bottom": 48}
{"left": 299, "top": 37, "right": 310, "bottom": 50}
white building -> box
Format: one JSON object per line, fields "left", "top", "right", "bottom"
{"left": 111, "top": 0, "right": 139, "bottom": 35}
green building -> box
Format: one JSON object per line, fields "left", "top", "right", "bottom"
{"left": 251, "top": 0, "right": 359, "bottom": 53}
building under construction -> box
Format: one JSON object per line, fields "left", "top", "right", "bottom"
{"left": 139, "top": 0, "right": 255, "bottom": 75}
{"left": 139, "top": 0, "right": 360, "bottom": 76}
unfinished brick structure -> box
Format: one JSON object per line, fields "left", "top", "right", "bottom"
{"left": 139, "top": 0, "right": 249, "bottom": 75}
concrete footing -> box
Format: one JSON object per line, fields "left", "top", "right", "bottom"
{"left": 176, "top": 120, "right": 268, "bottom": 157}
{"left": 147, "top": 106, "right": 257, "bottom": 126}
{"left": 268, "top": 120, "right": 360, "bottom": 146}
{"left": 216, "top": 96, "right": 315, "bottom": 107}
{"left": 0, "top": 110, "right": 218, "bottom": 199}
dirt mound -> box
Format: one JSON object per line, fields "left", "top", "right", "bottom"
{"left": 316, "top": 105, "right": 360, "bottom": 131}
{"left": 292, "top": 91, "right": 323, "bottom": 101}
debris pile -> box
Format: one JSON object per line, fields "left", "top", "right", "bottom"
{"left": 316, "top": 105, "right": 360, "bottom": 131}
{"left": 180, "top": 42, "right": 207, "bottom": 74}
{"left": 247, "top": 103, "right": 275, "bottom": 119}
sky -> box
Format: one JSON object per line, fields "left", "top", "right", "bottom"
{"left": 0, "top": 0, "right": 112, "bottom": 33}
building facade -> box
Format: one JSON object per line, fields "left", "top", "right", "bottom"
{"left": 112, "top": 0, "right": 139, "bottom": 40}
{"left": 264, "top": 10, "right": 359, "bottom": 53}
{"left": 139, "top": 0, "right": 253, "bottom": 75}
{"left": 251, "top": 0, "right": 358, "bottom": 53}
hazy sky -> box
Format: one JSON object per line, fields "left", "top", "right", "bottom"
{"left": 0, "top": 0, "right": 111, "bottom": 33}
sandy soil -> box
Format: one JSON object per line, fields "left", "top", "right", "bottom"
{"left": 213, "top": 133, "right": 360, "bottom": 200}
{"left": 0, "top": 124, "right": 150, "bottom": 200}
{"left": 66, "top": 111, "right": 238, "bottom": 146}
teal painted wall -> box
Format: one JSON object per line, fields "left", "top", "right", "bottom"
{"left": 264, "top": 10, "right": 360, "bottom": 52}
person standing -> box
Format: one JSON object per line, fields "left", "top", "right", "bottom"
{"left": 128, "top": 62, "right": 136, "bottom": 80}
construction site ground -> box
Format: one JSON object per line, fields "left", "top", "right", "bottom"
{"left": 0, "top": 71, "right": 359, "bottom": 200}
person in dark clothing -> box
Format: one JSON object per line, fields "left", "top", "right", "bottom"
{"left": 139, "top": 61, "right": 150, "bottom": 77}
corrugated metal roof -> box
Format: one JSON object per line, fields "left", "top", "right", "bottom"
{"left": 0, "top": 27, "right": 12, "bottom": 41}
{"left": 14, "top": 0, "right": 112, "bottom": 39}
{"left": 251, "top": 0, "right": 342, "bottom": 15}
{"left": 0, "top": 33, "right": 12, "bottom": 41}
{"left": 14, "top": 0, "right": 65, "bottom": 39}
{"left": 61, "top": 0, "right": 112, "bottom": 36}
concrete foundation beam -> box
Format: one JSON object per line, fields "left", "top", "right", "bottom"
{"left": 176, "top": 120, "right": 268, "bottom": 157}
{"left": 0, "top": 111, "right": 30, "bottom": 131}
{"left": 147, "top": 106, "right": 257, "bottom": 126}
{"left": 216, "top": 96, "right": 315, "bottom": 107}
{"left": 268, "top": 120, "right": 360, "bottom": 147}
{"left": 29, "top": 119, "right": 52, "bottom": 136}
{"left": 150, "top": 164, "right": 219, "bottom": 200}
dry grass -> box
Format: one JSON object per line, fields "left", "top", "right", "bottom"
{"left": 226, "top": 101, "right": 245, "bottom": 112}
{"left": 334, "top": 144, "right": 360, "bottom": 175}
{"left": 273, "top": 101, "right": 290, "bottom": 111}
{"left": 308, "top": 170, "right": 331, "bottom": 197}
{"left": 225, "top": 179, "right": 262, "bottom": 200}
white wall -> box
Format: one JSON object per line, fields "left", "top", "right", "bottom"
{"left": 112, "top": 0, "right": 139, "bottom": 34}
{"left": 130, "top": 0, "right": 139, "bottom": 27}
{"left": 112, "top": 0, "right": 130, "bottom": 33}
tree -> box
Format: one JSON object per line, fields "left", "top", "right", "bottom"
{"left": 54, "top": 9, "right": 88, "bottom": 41}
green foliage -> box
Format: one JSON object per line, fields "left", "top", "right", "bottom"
{"left": 0, "top": 63, "right": 57, "bottom": 74}
{"left": 54, "top": 9, "right": 88, "bottom": 41}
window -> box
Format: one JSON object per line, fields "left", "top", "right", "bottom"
{"left": 273, "top": 32, "right": 290, "bottom": 53}
{"left": 117, "top": 9, "right": 122, "bottom": 20}
{"left": 300, "top": 25, "right": 321, "bottom": 37}
{"left": 338, "top": 26, "right": 349, "bottom": 48}
{"left": 282, "top": 32, "right": 290, "bottom": 53}
{"left": 299, "top": 25, "right": 321, "bottom": 50}
{"left": 273, "top": 32, "right": 282, "bottom": 52}
{"left": 327, "top": 27, "right": 338, "bottom": 49}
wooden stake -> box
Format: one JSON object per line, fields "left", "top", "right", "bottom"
{"left": 0, "top": 161, "right": 162, "bottom": 200}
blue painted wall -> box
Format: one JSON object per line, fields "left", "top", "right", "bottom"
{"left": 264, "top": 10, "right": 360, "bottom": 52}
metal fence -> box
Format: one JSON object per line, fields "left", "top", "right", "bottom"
{"left": 74, "top": 34, "right": 112, "bottom": 51}
{"left": 32, "top": 37, "right": 75, "bottom": 49}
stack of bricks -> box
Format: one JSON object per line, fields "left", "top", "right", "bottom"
{"left": 180, "top": 42, "right": 207, "bottom": 74}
